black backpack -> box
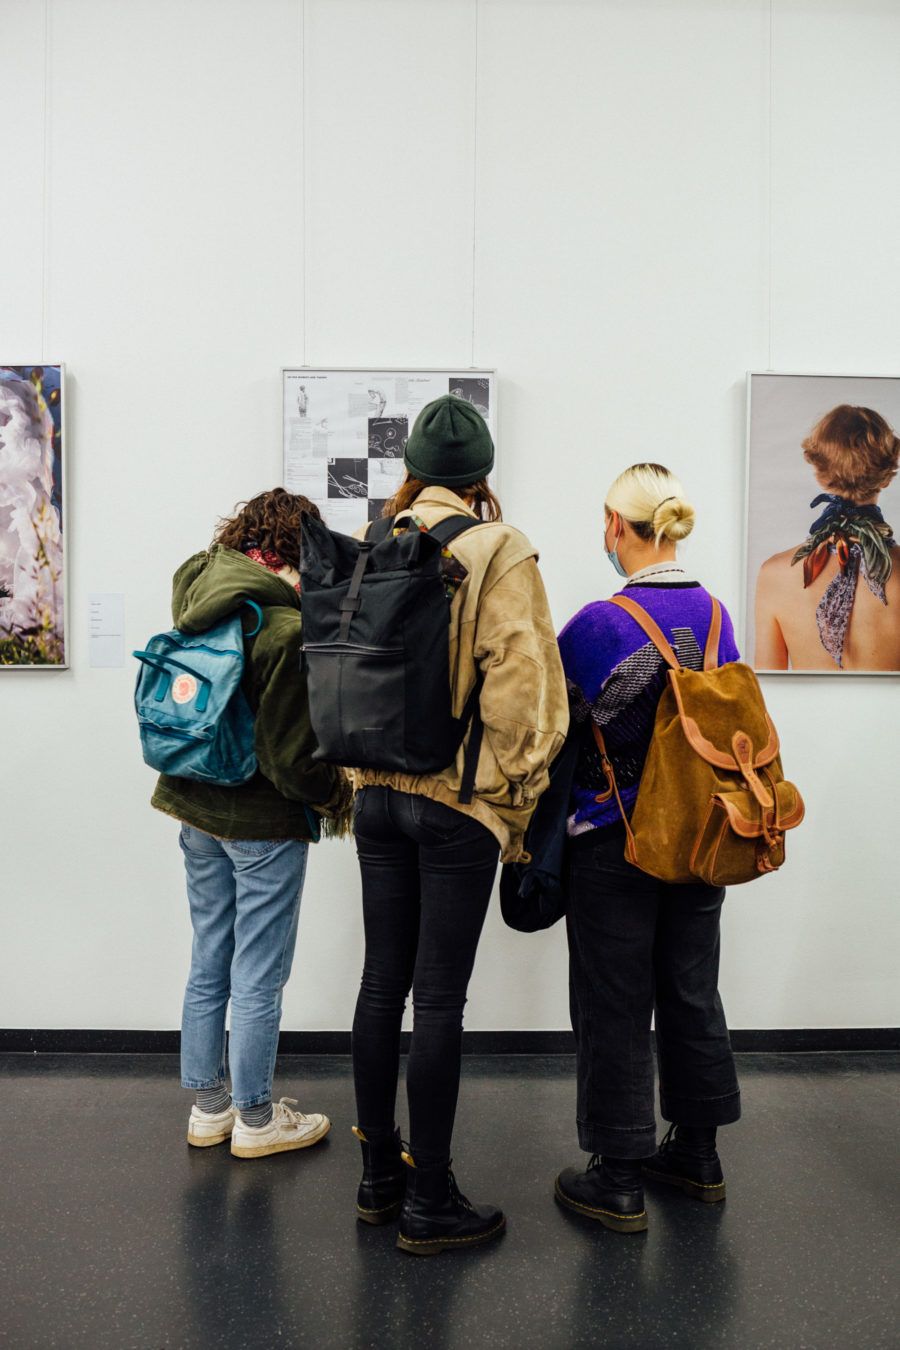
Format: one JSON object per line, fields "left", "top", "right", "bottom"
{"left": 298, "top": 511, "right": 486, "bottom": 799}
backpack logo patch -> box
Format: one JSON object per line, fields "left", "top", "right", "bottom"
{"left": 172, "top": 673, "right": 199, "bottom": 705}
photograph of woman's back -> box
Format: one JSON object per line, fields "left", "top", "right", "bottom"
{"left": 747, "top": 376, "right": 900, "bottom": 673}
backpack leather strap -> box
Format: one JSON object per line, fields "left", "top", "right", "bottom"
{"left": 608, "top": 595, "right": 681, "bottom": 671}
{"left": 591, "top": 722, "right": 638, "bottom": 864}
{"left": 704, "top": 597, "right": 722, "bottom": 671}
{"left": 598, "top": 594, "right": 673, "bottom": 859}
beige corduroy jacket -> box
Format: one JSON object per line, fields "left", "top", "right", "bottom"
{"left": 350, "top": 486, "right": 569, "bottom": 862}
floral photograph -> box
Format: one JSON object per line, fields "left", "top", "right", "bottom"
{"left": 0, "top": 365, "right": 66, "bottom": 667}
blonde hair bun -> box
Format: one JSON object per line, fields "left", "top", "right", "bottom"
{"left": 652, "top": 495, "right": 695, "bottom": 543}
{"left": 605, "top": 463, "right": 696, "bottom": 546}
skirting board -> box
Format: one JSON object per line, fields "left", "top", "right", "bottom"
{"left": 0, "top": 1028, "right": 898, "bottom": 1054}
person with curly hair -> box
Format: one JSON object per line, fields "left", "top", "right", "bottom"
{"left": 754, "top": 405, "right": 900, "bottom": 670}
{"left": 151, "top": 488, "right": 351, "bottom": 1158}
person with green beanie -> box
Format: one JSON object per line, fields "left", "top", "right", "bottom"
{"left": 403, "top": 393, "right": 495, "bottom": 487}
{"left": 349, "top": 396, "right": 569, "bottom": 1256}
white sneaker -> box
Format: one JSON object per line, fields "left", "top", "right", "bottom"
{"left": 231, "top": 1097, "right": 331, "bottom": 1159}
{"left": 187, "top": 1103, "right": 238, "bottom": 1148}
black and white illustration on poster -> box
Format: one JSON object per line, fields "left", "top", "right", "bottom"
{"left": 746, "top": 372, "right": 900, "bottom": 674}
{"left": 283, "top": 368, "right": 496, "bottom": 534}
{"left": 448, "top": 376, "right": 490, "bottom": 420}
{"left": 368, "top": 417, "right": 408, "bottom": 459}
{"left": 327, "top": 458, "right": 368, "bottom": 501}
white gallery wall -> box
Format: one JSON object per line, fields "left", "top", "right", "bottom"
{"left": 2, "top": 0, "right": 898, "bottom": 1032}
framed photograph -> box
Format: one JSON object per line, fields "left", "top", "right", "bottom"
{"left": 0, "top": 365, "right": 67, "bottom": 668}
{"left": 745, "top": 372, "right": 900, "bottom": 675}
{"left": 282, "top": 367, "right": 497, "bottom": 536}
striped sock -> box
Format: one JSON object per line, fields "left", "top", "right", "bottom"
{"left": 196, "top": 1085, "right": 232, "bottom": 1115}
{"left": 239, "top": 1101, "right": 274, "bottom": 1128}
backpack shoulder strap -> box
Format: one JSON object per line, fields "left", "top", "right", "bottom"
{"left": 591, "top": 721, "right": 638, "bottom": 864}
{"left": 704, "top": 596, "right": 722, "bottom": 671}
{"left": 241, "top": 599, "right": 264, "bottom": 638}
{"left": 428, "top": 514, "right": 485, "bottom": 548}
{"left": 365, "top": 515, "right": 395, "bottom": 543}
{"left": 430, "top": 515, "right": 485, "bottom": 803}
{"left": 366, "top": 512, "right": 482, "bottom": 548}
{"left": 608, "top": 594, "right": 681, "bottom": 671}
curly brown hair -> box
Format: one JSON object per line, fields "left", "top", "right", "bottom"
{"left": 803, "top": 405, "right": 900, "bottom": 500}
{"left": 214, "top": 488, "right": 321, "bottom": 570}
{"left": 382, "top": 475, "right": 502, "bottom": 522}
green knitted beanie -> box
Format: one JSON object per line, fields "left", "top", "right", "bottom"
{"left": 404, "top": 394, "right": 494, "bottom": 487}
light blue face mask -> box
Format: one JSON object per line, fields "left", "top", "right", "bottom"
{"left": 605, "top": 521, "right": 628, "bottom": 578}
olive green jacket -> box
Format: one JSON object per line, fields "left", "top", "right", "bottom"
{"left": 151, "top": 546, "right": 350, "bottom": 841}
{"left": 351, "top": 488, "right": 569, "bottom": 862}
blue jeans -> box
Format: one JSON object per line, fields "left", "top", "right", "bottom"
{"left": 179, "top": 825, "right": 309, "bottom": 1110}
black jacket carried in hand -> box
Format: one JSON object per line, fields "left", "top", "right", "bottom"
{"left": 499, "top": 731, "right": 579, "bottom": 932}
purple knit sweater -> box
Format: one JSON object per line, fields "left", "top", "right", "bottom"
{"left": 558, "top": 579, "right": 739, "bottom": 836}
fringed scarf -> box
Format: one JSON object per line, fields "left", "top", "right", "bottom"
{"left": 792, "top": 494, "right": 896, "bottom": 668}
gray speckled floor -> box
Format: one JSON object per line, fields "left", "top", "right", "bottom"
{"left": 1, "top": 1052, "right": 897, "bottom": 1350}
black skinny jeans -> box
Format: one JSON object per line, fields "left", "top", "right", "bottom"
{"left": 351, "top": 787, "right": 500, "bottom": 1165}
{"left": 567, "top": 826, "right": 741, "bottom": 1160}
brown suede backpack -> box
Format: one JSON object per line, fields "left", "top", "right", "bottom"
{"left": 594, "top": 595, "right": 804, "bottom": 886}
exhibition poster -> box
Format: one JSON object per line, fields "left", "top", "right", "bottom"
{"left": 0, "top": 365, "right": 66, "bottom": 667}
{"left": 283, "top": 368, "right": 495, "bottom": 535}
{"left": 746, "top": 372, "right": 900, "bottom": 674}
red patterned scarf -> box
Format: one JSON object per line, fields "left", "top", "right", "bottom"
{"left": 244, "top": 547, "right": 300, "bottom": 594}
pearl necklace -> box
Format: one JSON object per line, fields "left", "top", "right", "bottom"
{"left": 624, "top": 562, "right": 693, "bottom": 586}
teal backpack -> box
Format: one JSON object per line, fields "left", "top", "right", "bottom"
{"left": 133, "top": 601, "right": 263, "bottom": 785}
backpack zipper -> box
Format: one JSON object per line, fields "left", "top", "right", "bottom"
{"left": 301, "top": 643, "right": 403, "bottom": 657}
{"left": 138, "top": 719, "right": 214, "bottom": 742}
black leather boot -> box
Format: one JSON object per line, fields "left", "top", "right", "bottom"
{"left": 642, "top": 1124, "right": 726, "bottom": 1203}
{"left": 395, "top": 1152, "right": 506, "bottom": 1256}
{"left": 555, "top": 1155, "right": 648, "bottom": 1232}
{"left": 352, "top": 1125, "right": 406, "bottom": 1225}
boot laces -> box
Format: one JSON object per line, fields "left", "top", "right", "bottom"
{"left": 587, "top": 1153, "right": 603, "bottom": 1173}
{"left": 447, "top": 1167, "right": 474, "bottom": 1213}
{"left": 658, "top": 1123, "right": 677, "bottom": 1155}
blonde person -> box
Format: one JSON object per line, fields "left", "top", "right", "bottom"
{"left": 555, "top": 464, "right": 740, "bottom": 1233}
{"left": 349, "top": 396, "right": 569, "bottom": 1255}
{"left": 152, "top": 489, "right": 350, "bottom": 1159}
{"left": 755, "top": 405, "right": 900, "bottom": 671}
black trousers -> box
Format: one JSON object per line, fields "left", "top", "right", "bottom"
{"left": 351, "top": 787, "right": 500, "bottom": 1165}
{"left": 566, "top": 827, "right": 741, "bottom": 1159}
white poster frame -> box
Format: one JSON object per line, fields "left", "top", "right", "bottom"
{"left": 744, "top": 369, "right": 900, "bottom": 678}
{"left": 0, "top": 362, "right": 69, "bottom": 671}
{"left": 282, "top": 366, "right": 497, "bottom": 536}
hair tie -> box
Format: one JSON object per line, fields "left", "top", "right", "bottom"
{"left": 656, "top": 496, "right": 678, "bottom": 509}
